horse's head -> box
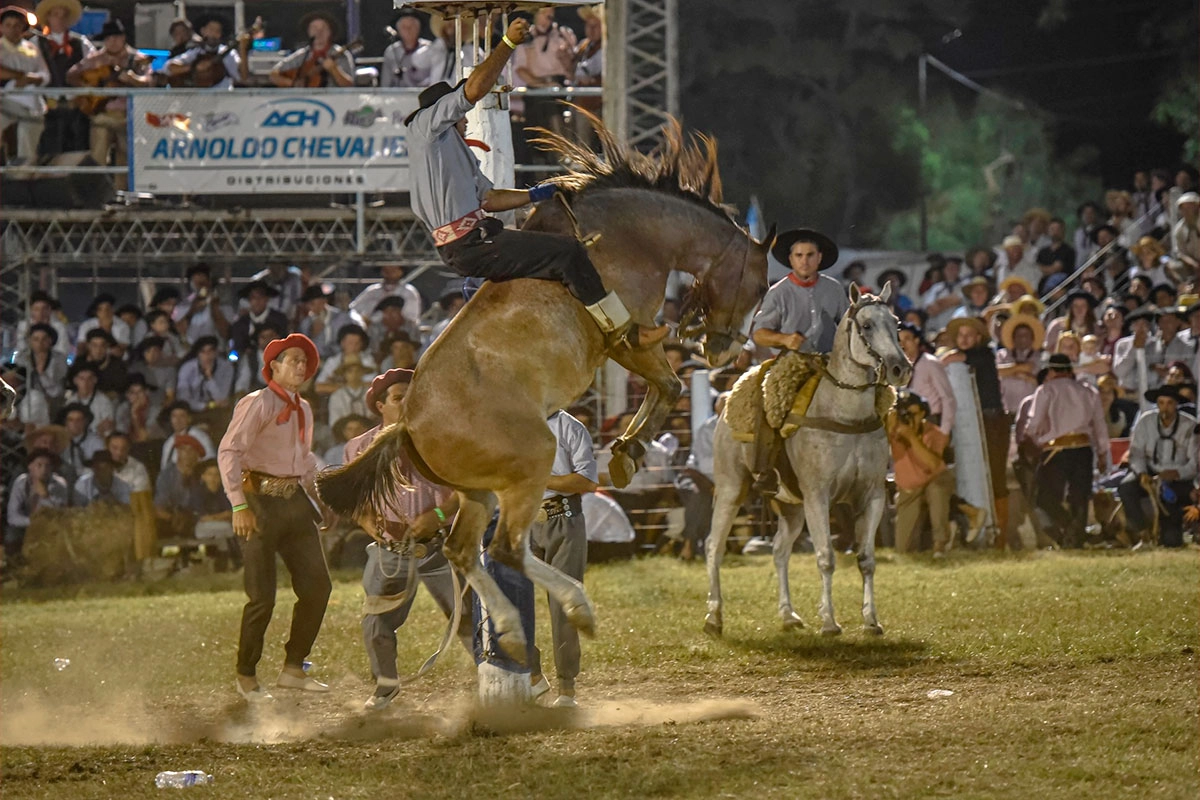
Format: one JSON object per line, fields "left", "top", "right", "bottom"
{"left": 679, "top": 224, "right": 772, "bottom": 368}
{"left": 845, "top": 282, "right": 912, "bottom": 387}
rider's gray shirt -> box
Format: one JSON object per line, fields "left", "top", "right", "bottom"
{"left": 752, "top": 273, "right": 849, "bottom": 354}
{"left": 405, "top": 84, "right": 494, "bottom": 231}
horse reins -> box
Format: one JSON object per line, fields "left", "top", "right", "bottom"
{"left": 688, "top": 225, "right": 752, "bottom": 348}
{"left": 822, "top": 298, "right": 891, "bottom": 391}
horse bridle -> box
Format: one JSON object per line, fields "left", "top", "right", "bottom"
{"left": 678, "top": 226, "right": 752, "bottom": 347}
{"left": 823, "top": 297, "right": 891, "bottom": 391}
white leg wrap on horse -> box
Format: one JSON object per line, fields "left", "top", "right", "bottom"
{"left": 477, "top": 660, "right": 532, "bottom": 706}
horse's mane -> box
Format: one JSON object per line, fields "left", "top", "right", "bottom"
{"left": 526, "top": 105, "right": 737, "bottom": 223}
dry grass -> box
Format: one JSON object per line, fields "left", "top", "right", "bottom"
{"left": 2, "top": 549, "right": 1197, "bottom": 799}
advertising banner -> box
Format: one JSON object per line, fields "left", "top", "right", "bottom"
{"left": 130, "top": 89, "right": 422, "bottom": 194}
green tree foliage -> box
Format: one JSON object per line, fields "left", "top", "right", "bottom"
{"left": 678, "top": 0, "right": 966, "bottom": 246}
{"left": 884, "top": 96, "right": 1101, "bottom": 251}
{"left": 1152, "top": 77, "right": 1199, "bottom": 163}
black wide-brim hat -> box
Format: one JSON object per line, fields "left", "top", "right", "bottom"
{"left": 192, "top": 12, "right": 228, "bottom": 33}
{"left": 1090, "top": 224, "right": 1119, "bottom": 244}
{"left": 1146, "top": 384, "right": 1186, "bottom": 404}
{"left": 238, "top": 279, "right": 281, "bottom": 299}
{"left": 1064, "top": 290, "right": 1100, "bottom": 310}
{"left": 405, "top": 79, "right": 466, "bottom": 126}
{"left": 771, "top": 228, "right": 839, "bottom": 270}
{"left": 876, "top": 268, "right": 907, "bottom": 289}
{"left": 1125, "top": 305, "right": 1158, "bottom": 325}
{"left": 97, "top": 18, "right": 126, "bottom": 39}
{"left": 299, "top": 9, "right": 342, "bottom": 39}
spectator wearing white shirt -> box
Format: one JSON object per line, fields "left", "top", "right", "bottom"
{"left": 899, "top": 322, "right": 955, "bottom": 434}
{"left": 316, "top": 324, "right": 377, "bottom": 393}
{"left": 63, "top": 364, "right": 115, "bottom": 436}
{"left": 1113, "top": 307, "right": 1163, "bottom": 411}
{"left": 173, "top": 264, "right": 232, "bottom": 346}
{"left": 59, "top": 402, "right": 105, "bottom": 483}
{"left": 1118, "top": 384, "right": 1198, "bottom": 547}
{"left": 348, "top": 265, "right": 423, "bottom": 330}
{"left": 1173, "top": 192, "right": 1200, "bottom": 273}
{"left": 0, "top": 6, "right": 50, "bottom": 162}
{"left": 158, "top": 400, "right": 216, "bottom": 470}
{"left": 7, "top": 449, "right": 70, "bottom": 563}
{"left": 75, "top": 293, "right": 131, "bottom": 352}
{"left": 993, "top": 235, "right": 1039, "bottom": 289}
{"left": 298, "top": 284, "right": 351, "bottom": 359}
{"left": 248, "top": 264, "right": 304, "bottom": 323}
{"left": 14, "top": 322, "right": 68, "bottom": 404}
{"left": 163, "top": 13, "right": 245, "bottom": 90}
{"left": 15, "top": 290, "right": 71, "bottom": 357}
{"left": 73, "top": 449, "right": 132, "bottom": 507}
{"left": 920, "top": 256, "right": 963, "bottom": 334}
{"left": 381, "top": 9, "right": 437, "bottom": 87}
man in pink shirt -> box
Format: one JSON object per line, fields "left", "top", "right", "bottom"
{"left": 218, "top": 333, "right": 332, "bottom": 702}
{"left": 887, "top": 390, "right": 955, "bottom": 555}
{"left": 344, "top": 368, "right": 462, "bottom": 710}
{"left": 898, "top": 322, "right": 955, "bottom": 434}
{"left": 1023, "top": 353, "right": 1110, "bottom": 548}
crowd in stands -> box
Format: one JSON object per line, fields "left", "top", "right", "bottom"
{"left": 0, "top": 2, "right": 603, "bottom": 178}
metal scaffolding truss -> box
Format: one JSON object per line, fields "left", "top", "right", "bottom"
{"left": 606, "top": 0, "right": 678, "bottom": 152}
{"left": 0, "top": 208, "right": 442, "bottom": 270}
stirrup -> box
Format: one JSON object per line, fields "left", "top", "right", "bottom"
{"left": 751, "top": 469, "right": 780, "bottom": 497}
{"left": 614, "top": 323, "right": 670, "bottom": 351}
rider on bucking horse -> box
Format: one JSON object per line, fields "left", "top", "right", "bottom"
{"left": 404, "top": 15, "right": 669, "bottom": 351}
{"left": 748, "top": 227, "right": 848, "bottom": 496}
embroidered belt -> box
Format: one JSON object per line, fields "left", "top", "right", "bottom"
{"left": 1045, "top": 433, "right": 1090, "bottom": 450}
{"left": 536, "top": 494, "right": 582, "bottom": 524}
{"left": 432, "top": 208, "right": 488, "bottom": 246}
{"left": 241, "top": 470, "right": 301, "bottom": 498}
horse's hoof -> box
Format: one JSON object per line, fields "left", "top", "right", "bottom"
{"left": 821, "top": 623, "right": 843, "bottom": 636}
{"left": 608, "top": 452, "right": 636, "bottom": 489}
{"left": 864, "top": 623, "right": 884, "bottom": 636}
{"left": 781, "top": 612, "right": 805, "bottom": 630}
{"left": 703, "top": 618, "right": 723, "bottom": 638}
{"left": 563, "top": 601, "right": 596, "bottom": 638}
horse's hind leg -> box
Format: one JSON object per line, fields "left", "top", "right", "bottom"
{"left": 493, "top": 480, "right": 596, "bottom": 637}
{"left": 443, "top": 490, "right": 528, "bottom": 663}
{"left": 774, "top": 501, "right": 806, "bottom": 630}
{"left": 857, "top": 489, "right": 886, "bottom": 635}
{"left": 803, "top": 491, "right": 841, "bottom": 635}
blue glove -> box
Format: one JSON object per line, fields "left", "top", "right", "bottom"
{"left": 527, "top": 182, "right": 556, "bottom": 203}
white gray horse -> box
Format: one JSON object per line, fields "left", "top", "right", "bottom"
{"left": 704, "top": 283, "right": 912, "bottom": 637}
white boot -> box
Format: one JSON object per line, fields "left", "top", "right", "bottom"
{"left": 584, "top": 290, "right": 632, "bottom": 334}
{"left": 477, "top": 660, "right": 532, "bottom": 707}
{"left": 585, "top": 291, "right": 669, "bottom": 350}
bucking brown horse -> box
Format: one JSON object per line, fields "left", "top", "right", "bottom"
{"left": 317, "top": 111, "right": 770, "bottom": 662}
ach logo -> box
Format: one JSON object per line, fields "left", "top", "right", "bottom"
{"left": 258, "top": 99, "right": 336, "bottom": 128}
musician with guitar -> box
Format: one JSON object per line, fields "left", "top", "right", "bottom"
{"left": 270, "top": 10, "right": 354, "bottom": 89}
{"left": 66, "top": 19, "right": 151, "bottom": 189}
{"left": 32, "top": 0, "right": 94, "bottom": 157}
{"left": 164, "top": 13, "right": 250, "bottom": 90}
{"left": 0, "top": 5, "right": 49, "bottom": 163}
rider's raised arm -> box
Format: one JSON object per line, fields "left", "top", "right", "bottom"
{"left": 463, "top": 17, "right": 529, "bottom": 103}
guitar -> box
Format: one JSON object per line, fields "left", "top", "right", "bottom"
{"left": 180, "top": 17, "right": 262, "bottom": 88}
{"left": 74, "top": 52, "right": 152, "bottom": 115}
{"left": 276, "top": 38, "right": 363, "bottom": 87}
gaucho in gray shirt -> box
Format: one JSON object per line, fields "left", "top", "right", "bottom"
{"left": 402, "top": 15, "right": 666, "bottom": 351}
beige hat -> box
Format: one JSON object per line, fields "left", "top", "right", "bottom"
{"left": 945, "top": 315, "right": 989, "bottom": 344}
{"left": 1001, "top": 235, "right": 1024, "bottom": 249}
{"left": 35, "top": 0, "right": 81, "bottom": 27}
{"left": 1000, "top": 313, "right": 1046, "bottom": 351}
{"left": 999, "top": 275, "right": 1035, "bottom": 296}
{"left": 1176, "top": 192, "right": 1200, "bottom": 207}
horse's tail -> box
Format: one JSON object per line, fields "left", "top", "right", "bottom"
{"left": 315, "top": 422, "right": 414, "bottom": 521}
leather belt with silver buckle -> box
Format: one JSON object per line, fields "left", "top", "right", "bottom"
{"left": 242, "top": 470, "right": 301, "bottom": 498}
{"left": 432, "top": 208, "right": 488, "bottom": 246}
{"left": 536, "top": 495, "right": 579, "bottom": 524}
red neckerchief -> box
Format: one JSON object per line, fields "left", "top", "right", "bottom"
{"left": 463, "top": 138, "right": 491, "bottom": 152}
{"left": 44, "top": 30, "right": 73, "bottom": 59}
{"left": 267, "top": 379, "right": 306, "bottom": 441}
{"left": 310, "top": 46, "right": 329, "bottom": 62}
{"left": 787, "top": 273, "right": 818, "bottom": 288}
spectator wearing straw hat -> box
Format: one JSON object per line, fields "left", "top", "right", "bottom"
{"left": 940, "top": 315, "right": 1011, "bottom": 541}
{"left": 997, "top": 275, "right": 1035, "bottom": 305}
{"left": 1129, "top": 236, "right": 1171, "bottom": 287}
{"left": 326, "top": 354, "right": 371, "bottom": 424}
{"left": 951, "top": 276, "right": 991, "bottom": 319}
{"left": 1172, "top": 192, "right": 1199, "bottom": 272}
{"left": 1118, "top": 384, "right": 1197, "bottom": 548}
{"left": 33, "top": 0, "right": 94, "bottom": 157}
{"left": 1024, "top": 354, "right": 1109, "bottom": 549}
{"left": 994, "top": 235, "right": 1038, "bottom": 288}
{"left": 996, "top": 310, "right": 1045, "bottom": 414}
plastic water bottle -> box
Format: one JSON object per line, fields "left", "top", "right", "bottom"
{"left": 154, "top": 771, "right": 213, "bottom": 788}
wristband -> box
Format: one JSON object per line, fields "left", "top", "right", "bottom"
{"left": 528, "top": 182, "right": 556, "bottom": 203}
{"left": 232, "top": 503, "right": 248, "bottom": 512}
{"left": 502, "top": 34, "right": 518, "bottom": 50}
{"left": 433, "top": 506, "right": 447, "bottom": 524}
